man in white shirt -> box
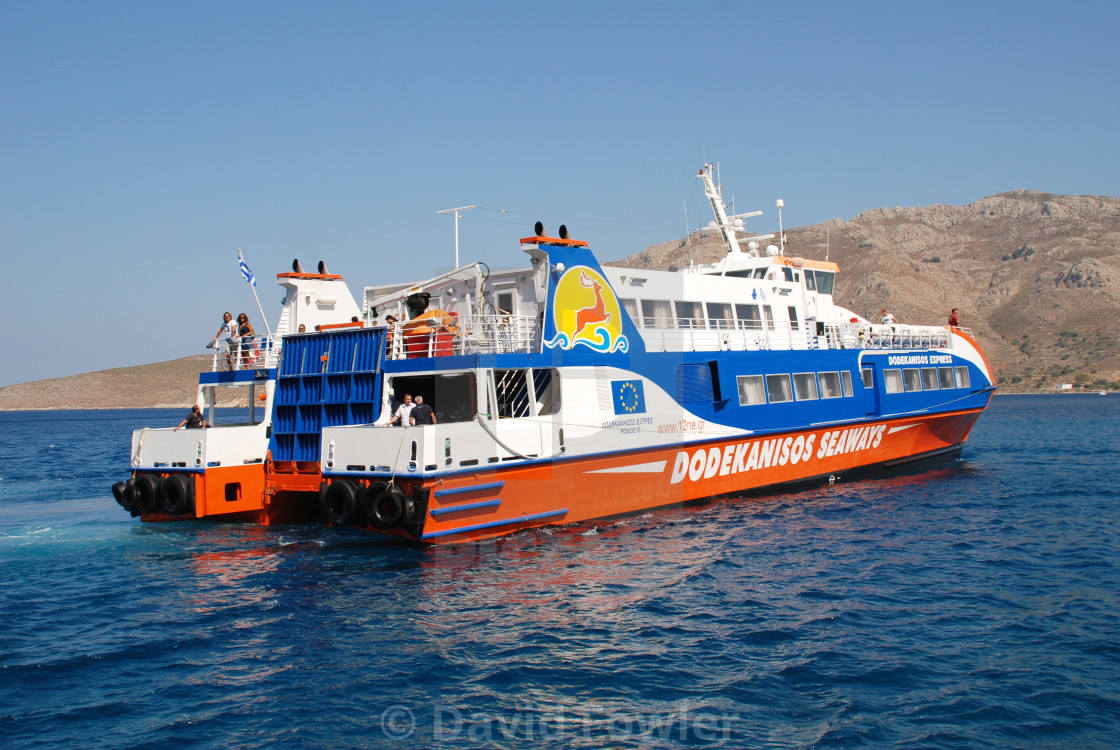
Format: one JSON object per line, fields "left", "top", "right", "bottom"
{"left": 390, "top": 394, "right": 414, "bottom": 426}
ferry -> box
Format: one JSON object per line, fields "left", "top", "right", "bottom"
{"left": 112, "top": 164, "right": 996, "bottom": 542}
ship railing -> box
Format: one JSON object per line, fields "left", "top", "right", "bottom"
{"left": 635, "top": 317, "right": 954, "bottom": 352}
{"left": 384, "top": 314, "right": 540, "bottom": 360}
{"left": 209, "top": 334, "right": 282, "bottom": 372}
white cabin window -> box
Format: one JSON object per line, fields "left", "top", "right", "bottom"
{"left": 903, "top": 368, "right": 922, "bottom": 392}
{"left": 787, "top": 306, "right": 799, "bottom": 327}
{"left": 793, "top": 373, "right": 819, "bottom": 401}
{"left": 766, "top": 374, "right": 793, "bottom": 403}
{"left": 885, "top": 369, "right": 904, "bottom": 394}
{"left": 762, "top": 305, "right": 775, "bottom": 331}
{"left": 675, "top": 301, "right": 703, "bottom": 329}
{"left": 955, "top": 366, "right": 971, "bottom": 389}
{"left": 706, "top": 303, "right": 733, "bottom": 330}
{"left": 496, "top": 292, "right": 515, "bottom": 315}
{"left": 735, "top": 304, "right": 762, "bottom": 331}
{"left": 819, "top": 372, "right": 842, "bottom": 399}
{"left": 841, "top": 371, "right": 854, "bottom": 397}
{"left": 620, "top": 298, "right": 638, "bottom": 322}
{"left": 640, "top": 299, "right": 673, "bottom": 329}
{"left": 921, "top": 368, "right": 940, "bottom": 390}
{"left": 737, "top": 375, "right": 766, "bottom": 406}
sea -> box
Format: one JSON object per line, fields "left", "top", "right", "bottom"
{"left": 1, "top": 395, "right": 1118, "bottom": 749}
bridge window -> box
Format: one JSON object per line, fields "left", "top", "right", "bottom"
{"left": 737, "top": 375, "right": 766, "bottom": 406}
{"left": 793, "top": 373, "right": 819, "bottom": 401}
{"left": 766, "top": 374, "right": 793, "bottom": 403}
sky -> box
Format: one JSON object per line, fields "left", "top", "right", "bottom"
{"left": 2, "top": 0, "right": 1118, "bottom": 386}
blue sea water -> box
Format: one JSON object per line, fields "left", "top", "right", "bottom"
{"left": 1, "top": 397, "right": 1119, "bottom": 749}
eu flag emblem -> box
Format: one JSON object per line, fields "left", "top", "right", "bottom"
{"left": 612, "top": 380, "right": 645, "bottom": 414}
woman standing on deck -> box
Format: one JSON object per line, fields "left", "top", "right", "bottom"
{"left": 237, "top": 313, "right": 255, "bottom": 368}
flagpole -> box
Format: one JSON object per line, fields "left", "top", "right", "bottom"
{"left": 238, "top": 248, "right": 273, "bottom": 340}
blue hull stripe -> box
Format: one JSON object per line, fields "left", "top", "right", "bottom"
{"left": 421, "top": 508, "right": 568, "bottom": 539}
{"left": 433, "top": 481, "right": 505, "bottom": 498}
{"left": 429, "top": 499, "right": 502, "bottom": 516}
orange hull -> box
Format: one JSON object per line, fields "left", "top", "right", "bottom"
{"left": 404, "top": 409, "right": 983, "bottom": 543}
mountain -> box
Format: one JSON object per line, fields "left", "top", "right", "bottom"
{"left": 611, "top": 190, "right": 1120, "bottom": 391}
{"left": 2, "top": 189, "right": 1117, "bottom": 409}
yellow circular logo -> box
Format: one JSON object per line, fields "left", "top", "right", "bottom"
{"left": 547, "top": 267, "right": 628, "bottom": 353}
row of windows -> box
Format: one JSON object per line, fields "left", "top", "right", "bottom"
{"left": 882, "top": 366, "right": 970, "bottom": 394}
{"left": 737, "top": 365, "right": 972, "bottom": 406}
{"left": 737, "top": 371, "right": 855, "bottom": 405}
{"left": 620, "top": 299, "right": 783, "bottom": 331}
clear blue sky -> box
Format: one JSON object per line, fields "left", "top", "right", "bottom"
{"left": 2, "top": 1, "right": 1118, "bottom": 386}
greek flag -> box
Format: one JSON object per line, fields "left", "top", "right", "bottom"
{"left": 237, "top": 249, "right": 256, "bottom": 287}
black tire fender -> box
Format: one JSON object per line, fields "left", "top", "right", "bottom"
{"left": 160, "top": 474, "right": 194, "bottom": 516}
{"left": 323, "top": 480, "right": 359, "bottom": 526}
{"left": 134, "top": 474, "right": 162, "bottom": 515}
{"left": 370, "top": 489, "right": 404, "bottom": 529}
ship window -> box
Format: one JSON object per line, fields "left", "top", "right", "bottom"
{"left": 819, "top": 371, "right": 843, "bottom": 399}
{"left": 939, "top": 367, "right": 956, "bottom": 389}
{"left": 804, "top": 271, "right": 817, "bottom": 291}
{"left": 762, "top": 305, "right": 775, "bottom": 330}
{"left": 841, "top": 371, "right": 854, "bottom": 397}
{"left": 391, "top": 372, "right": 475, "bottom": 423}
{"left": 793, "top": 373, "right": 819, "bottom": 401}
{"left": 620, "top": 298, "right": 638, "bottom": 322}
{"left": 706, "top": 303, "right": 733, "bottom": 329}
{"left": 815, "top": 271, "right": 835, "bottom": 295}
{"left": 735, "top": 304, "right": 763, "bottom": 331}
{"left": 496, "top": 291, "right": 514, "bottom": 315}
{"left": 955, "top": 366, "right": 971, "bottom": 389}
{"left": 737, "top": 375, "right": 766, "bottom": 406}
{"left": 493, "top": 369, "right": 531, "bottom": 418}
{"left": 862, "top": 367, "right": 874, "bottom": 388}
{"left": 885, "top": 369, "right": 904, "bottom": 394}
{"left": 754, "top": 268, "right": 767, "bottom": 279}
{"left": 921, "top": 368, "right": 940, "bottom": 390}
{"left": 903, "top": 368, "right": 922, "bottom": 392}
{"left": 675, "top": 301, "right": 703, "bottom": 329}
{"left": 787, "top": 306, "right": 799, "bottom": 327}
{"left": 640, "top": 299, "right": 673, "bottom": 329}
{"left": 782, "top": 267, "right": 795, "bottom": 282}
{"left": 532, "top": 368, "right": 561, "bottom": 415}
{"left": 766, "top": 374, "right": 793, "bottom": 403}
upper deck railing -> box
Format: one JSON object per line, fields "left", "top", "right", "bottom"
{"left": 635, "top": 317, "right": 954, "bottom": 352}
{"left": 208, "top": 334, "right": 282, "bottom": 372}
{"left": 383, "top": 314, "right": 540, "bottom": 359}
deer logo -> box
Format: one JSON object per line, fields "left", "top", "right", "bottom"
{"left": 574, "top": 271, "right": 612, "bottom": 341}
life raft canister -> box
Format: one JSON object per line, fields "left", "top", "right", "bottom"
{"left": 402, "top": 310, "right": 459, "bottom": 358}
{"left": 323, "top": 480, "right": 359, "bottom": 526}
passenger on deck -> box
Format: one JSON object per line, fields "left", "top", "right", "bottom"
{"left": 211, "top": 312, "right": 238, "bottom": 369}
{"left": 237, "top": 313, "right": 255, "bottom": 367}
{"left": 385, "top": 315, "right": 398, "bottom": 354}
{"left": 880, "top": 308, "right": 896, "bottom": 325}
{"left": 175, "top": 405, "right": 207, "bottom": 430}
{"left": 410, "top": 396, "right": 436, "bottom": 425}
{"left": 948, "top": 308, "right": 960, "bottom": 327}
{"left": 298, "top": 324, "right": 306, "bottom": 333}
{"left": 390, "top": 393, "right": 413, "bottom": 426}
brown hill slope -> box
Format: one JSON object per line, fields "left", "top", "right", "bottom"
{"left": 0, "top": 356, "right": 244, "bottom": 410}
{"left": 611, "top": 190, "right": 1120, "bottom": 391}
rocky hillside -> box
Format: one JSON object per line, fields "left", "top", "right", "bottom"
{"left": 612, "top": 190, "right": 1120, "bottom": 392}
{"left": 0, "top": 356, "right": 248, "bottom": 410}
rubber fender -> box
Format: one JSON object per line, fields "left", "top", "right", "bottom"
{"left": 323, "top": 480, "right": 359, "bottom": 526}
{"left": 369, "top": 489, "right": 404, "bottom": 530}
{"left": 160, "top": 474, "right": 194, "bottom": 516}
{"left": 112, "top": 481, "right": 128, "bottom": 509}
{"left": 134, "top": 474, "right": 162, "bottom": 515}
{"left": 359, "top": 481, "right": 389, "bottom": 526}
